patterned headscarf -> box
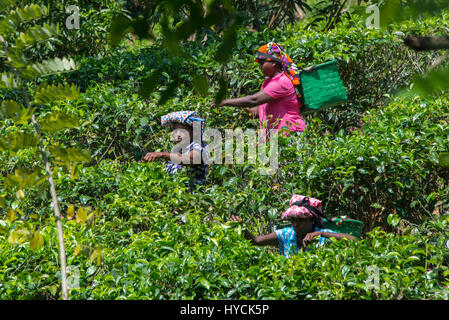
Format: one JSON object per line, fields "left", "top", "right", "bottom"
{"left": 161, "top": 110, "right": 205, "bottom": 144}
{"left": 161, "top": 111, "right": 205, "bottom": 132}
{"left": 281, "top": 195, "right": 324, "bottom": 224}
{"left": 255, "top": 42, "right": 301, "bottom": 99}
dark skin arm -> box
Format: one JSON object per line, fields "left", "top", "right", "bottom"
{"left": 213, "top": 91, "right": 273, "bottom": 108}
{"left": 302, "top": 230, "right": 356, "bottom": 247}
{"left": 230, "top": 215, "right": 278, "bottom": 246}
{"left": 143, "top": 149, "right": 202, "bottom": 166}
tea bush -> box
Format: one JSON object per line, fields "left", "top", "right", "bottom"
{"left": 0, "top": 159, "right": 448, "bottom": 299}
{"left": 1, "top": 4, "right": 449, "bottom": 300}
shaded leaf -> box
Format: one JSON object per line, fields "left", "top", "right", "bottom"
{"left": 214, "top": 23, "right": 237, "bottom": 63}
{"left": 410, "top": 65, "right": 449, "bottom": 97}
{"left": 109, "top": 13, "right": 133, "bottom": 48}
{"left": 139, "top": 70, "right": 162, "bottom": 99}
{"left": 439, "top": 152, "right": 449, "bottom": 168}
{"left": 192, "top": 74, "right": 209, "bottom": 96}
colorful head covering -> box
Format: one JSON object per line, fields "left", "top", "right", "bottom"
{"left": 254, "top": 42, "right": 301, "bottom": 99}
{"left": 161, "top": 110, "right": 205, "bottom": 132}
{"left": 281, "top": 195, "right": 324, "bottom": 225}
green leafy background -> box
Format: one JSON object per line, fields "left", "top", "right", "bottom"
{"left": 0, "top": 0, "right": 449, "bottom": 299}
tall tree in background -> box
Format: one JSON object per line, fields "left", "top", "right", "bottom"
{"left": 0, "top": 1, "right": 91, "bottom": 299}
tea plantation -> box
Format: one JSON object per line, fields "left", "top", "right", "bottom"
{"left": 0, "top": 1, "right": 448, "bottom": 300}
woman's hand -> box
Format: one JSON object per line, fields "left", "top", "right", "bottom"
{"left": 210, "top": 100, "right": 225, "bottom": 108}
{"left": 302, "top": 231, "right": 322, "bottom": 247}
{"left": 143, "top": 152, "right": 166, "bottom": 162}
{"left": 229, "top": 215, "right": 243, "bottom": 223}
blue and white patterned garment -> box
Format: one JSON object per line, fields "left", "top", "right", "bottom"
{"left": 166, "top": 141, "right": 209, "bottom": 190}
{"left": 275, "top": 227, "right": 336, "bottom": 258}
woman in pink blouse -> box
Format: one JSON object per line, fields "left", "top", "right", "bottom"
{"left": 213, "top": 42, "right": 307, "bottom": 140}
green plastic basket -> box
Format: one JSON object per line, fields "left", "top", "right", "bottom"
{"left": 299, "top": 60, "right": 348, "bottom": 114}
{"left": 322, "top": 217, "right": 364, "bottom": 239}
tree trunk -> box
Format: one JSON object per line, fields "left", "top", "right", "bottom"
{"left": 31, "top": 115, "right": 69, "bottom": 300}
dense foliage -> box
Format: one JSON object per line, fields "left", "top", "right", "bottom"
{"left": 1, "top": 1, "right": 449, "bottom": 299}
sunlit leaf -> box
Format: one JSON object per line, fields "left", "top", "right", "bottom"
{"left": 0, "top": 225, "right": 8, "bottom": 235}
{"left": 67, "top": 205, "right": 75, "bottom": 220}
{"left": 23, "top": 57, "right": 76, "bottom": 79}
{"left": 33, "top": 83, "right": 79, "bottom": 104}
{"left": 40, "top": 111, "right": 79, "bottom": 133}
{"left": 14, "top": 23, "right": 59, "bottom": 50}
{"left": 7, "top": 208, "right": 16, "bottom": 223}
{"left": 8, "top": 228, "right": 31, "bottom": 244}
{"left": 0, "top": 100, "right": 34, "bottom": 124}
{"left": 16, "top": 189, "right": 24, "bottom": 200}
{"left": 198, "top": 278, "right": 211, "bottom": 290}
{"left": 0, "top": 132, "right": 39, "bottom": 153}
{"left": 76, "top": 207, "right": 87, "bottom": 224}
{"left": 0, "top": 72, "right": 21, "bottom": 89}
{"left": 0, "top": 4, "right": 47, "bottom": 35}
{"left": 49, "top": 146, "right": 91, "bottom": 164}
{"left": 4, "top": 167, "right": 44, "bottom": 190}
{"left": 29, "top": 230, "right": 44, "bottom": 250}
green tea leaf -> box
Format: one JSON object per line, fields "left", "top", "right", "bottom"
{"left": 29, "top": 230, "right": 44, "bottom": 250}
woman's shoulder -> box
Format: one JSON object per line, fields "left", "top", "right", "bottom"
{"left": 263, "top": 73, "right": 294, "bottom": 96}
{"left": 279, "top": 73, "right": 295, "bottom": 87}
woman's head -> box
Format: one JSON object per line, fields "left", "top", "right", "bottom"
{"left": 290, "top": 216, "right": 315, "bottom": 235}
{"left": 258, "top": 59, "right": 282, "bottom": 78}
{"left": 281, "top": 195, "right": 326, "bottom": 232}
{"left": 161, "top": 110, "right": 205, "bottom": 146}
{"left": 254, "top": 42, "right": 301, "bottom": 86}
{"left": 172, "top": 123, "right": 193, "bottom": 144}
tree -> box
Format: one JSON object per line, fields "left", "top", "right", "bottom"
{"left": 0, "top": 1, "right": 91, "bottom": 299}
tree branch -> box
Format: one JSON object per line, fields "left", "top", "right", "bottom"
{"left": 404, "top": 36, "right": 449, "bottom": 51}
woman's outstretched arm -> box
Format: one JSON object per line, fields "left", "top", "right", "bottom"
{"left": 230, "top": 215, "right": 278, "bottom": 246}
{"left": 216, "top": 91, "right": 273, "bottom": 108}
